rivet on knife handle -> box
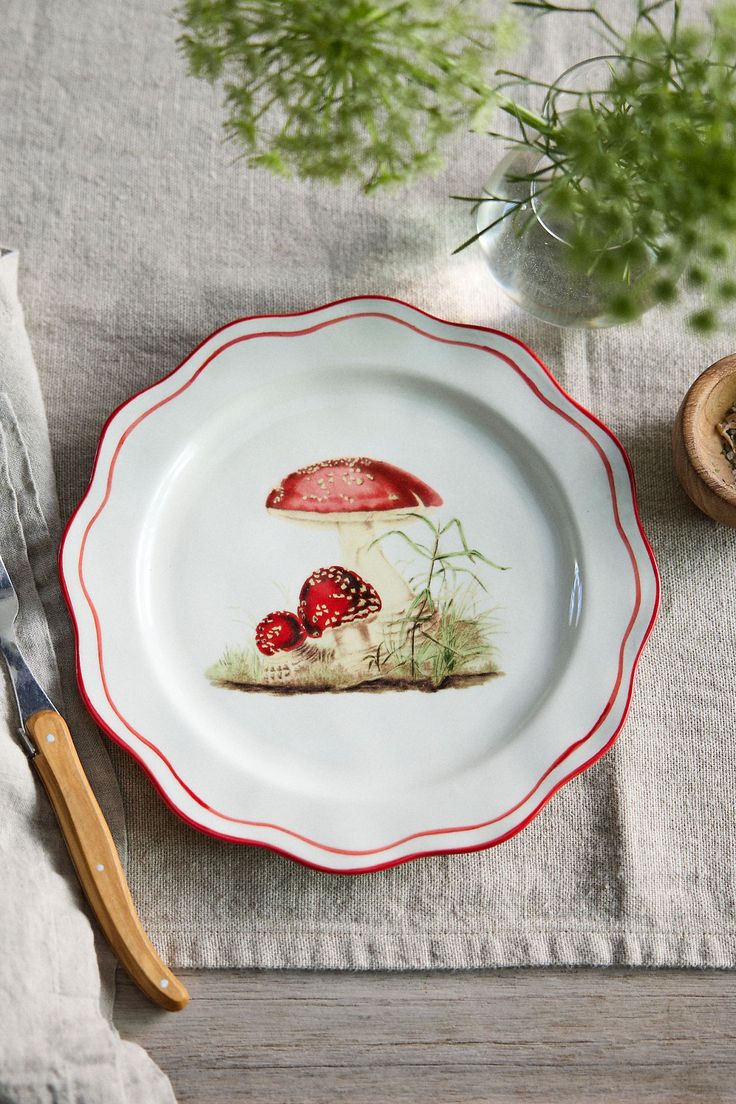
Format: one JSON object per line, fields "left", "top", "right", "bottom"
{"left": 26, "top": 709, "right": 189, "bottom": 1012}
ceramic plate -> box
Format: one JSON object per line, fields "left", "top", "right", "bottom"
{"left": 60, "top": 296, "right": 659, "bottom": 873}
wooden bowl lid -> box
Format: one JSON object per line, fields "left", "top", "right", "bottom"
{"left": 673, "top": 353, "right": 736, "bottom": 525}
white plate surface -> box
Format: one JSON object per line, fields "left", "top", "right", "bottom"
{"left": 60, "top": 296, "right": 659, "bottom": 872}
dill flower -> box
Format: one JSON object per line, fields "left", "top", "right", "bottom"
{"left": 467, "top": 0, "right": 736, "bottom": 329}
{"left": 177, "top": 0, "right": 515, "bottom": 191}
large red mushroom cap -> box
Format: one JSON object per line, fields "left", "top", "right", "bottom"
{"left": 255, "top": 611, "right": 308, "bottom": 655}
{"left": 299, "top": 566, "right": 381, "bottom": 638}
{"left": 266, "top": 457, "right": 442, "bottom": 516}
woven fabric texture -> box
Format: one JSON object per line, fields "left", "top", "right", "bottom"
{"left": 1, "top": 0, "right": 734, "bottom": 969}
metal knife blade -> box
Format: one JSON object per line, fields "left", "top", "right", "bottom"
{"left": 0, "top": 550, "right": 55, "bottom": 755}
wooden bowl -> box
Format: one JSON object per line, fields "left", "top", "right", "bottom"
{"left": 673, "top": 353, "right": 736, "bottom": 527}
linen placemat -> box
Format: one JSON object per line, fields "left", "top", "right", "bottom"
{"left": 2, "top": 0, "right": 735, "bottom": 969}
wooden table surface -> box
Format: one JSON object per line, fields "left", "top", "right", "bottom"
{"left": 115, "top": 968, "right": 736, "bottom": 1103}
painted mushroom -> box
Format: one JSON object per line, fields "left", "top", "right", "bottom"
{"left": 266, "top": 457, "right": 443, "bottom": 622}
{"left": 254, "top": 610, "right": 326, "bottom": 684}
{"left": 255, "top": 610, "right": 307, "bottom": 656}
{"left": 299, "top": 566, "right": 381, "bottom": 675}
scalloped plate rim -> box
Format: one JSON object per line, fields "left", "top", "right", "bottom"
{"left": 58, "top": 294, "right": 660, "bottom": 873}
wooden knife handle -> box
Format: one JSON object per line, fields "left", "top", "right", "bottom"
{"left": 26, "top": 709, "right": 189, "bottom": 1012}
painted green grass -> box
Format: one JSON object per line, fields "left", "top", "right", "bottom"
{"left": 206, "top": 646, "right": 264, "bottom": 687}
{"left": 206, "top": 606, "right": 501, "bottom": 694}
{"left": 367, "top": 599, "right": 501, "bottom": 691}
{"left": 365, "top": 513, "right": 506, "bottom": 689}
{"left": 206, "top": 513, "right": 506, "bottom": 694}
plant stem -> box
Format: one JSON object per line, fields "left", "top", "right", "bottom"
{"left": 410, "top": 528, "right": 440, "bottom": 677}
{"left": 496, "top": 93, "right": 556, "bottom": 136}
{"left": 434, "top": 51, "right": 555, "bottom": 137}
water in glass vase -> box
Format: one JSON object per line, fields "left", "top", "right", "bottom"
{"left": 476, "top": 149, "right": 655, "bottom": 328}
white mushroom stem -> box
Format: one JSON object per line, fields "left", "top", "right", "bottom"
{"left": 337, "top": 518, "right": 415, "bottom": 624}
{"left": 329, "top": 619, "right": 380, "bottom": 680}
{"left": 261, "top": 640, "right": 330, "bottom": 685}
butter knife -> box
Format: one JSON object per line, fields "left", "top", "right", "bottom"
{"left": 0, "top": 550, "right": 188, "bottom": 1011}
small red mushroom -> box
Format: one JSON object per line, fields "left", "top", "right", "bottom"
{"left": 255, "top": 610, "right": 307, "bottom": 655}
{"left": 299, "top": 566, "right": 381, "bottom": 638}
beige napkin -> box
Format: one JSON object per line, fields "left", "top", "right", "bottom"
{"left": 0, "top": 250, "right": 175, "bottom": 1102}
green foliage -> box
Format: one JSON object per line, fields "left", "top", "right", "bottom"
{"left": 177, "top": 0, "right": 514, "bottom": 191}
{"left": 177, "top": 0, "right": 736, "bottom": 327}
{"left": 464, "top": 0, "right": 736, "bottom": 329}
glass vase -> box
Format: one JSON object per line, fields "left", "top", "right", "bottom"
{"left": 475, "top": 61, "right": 657, "bottom": 328}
